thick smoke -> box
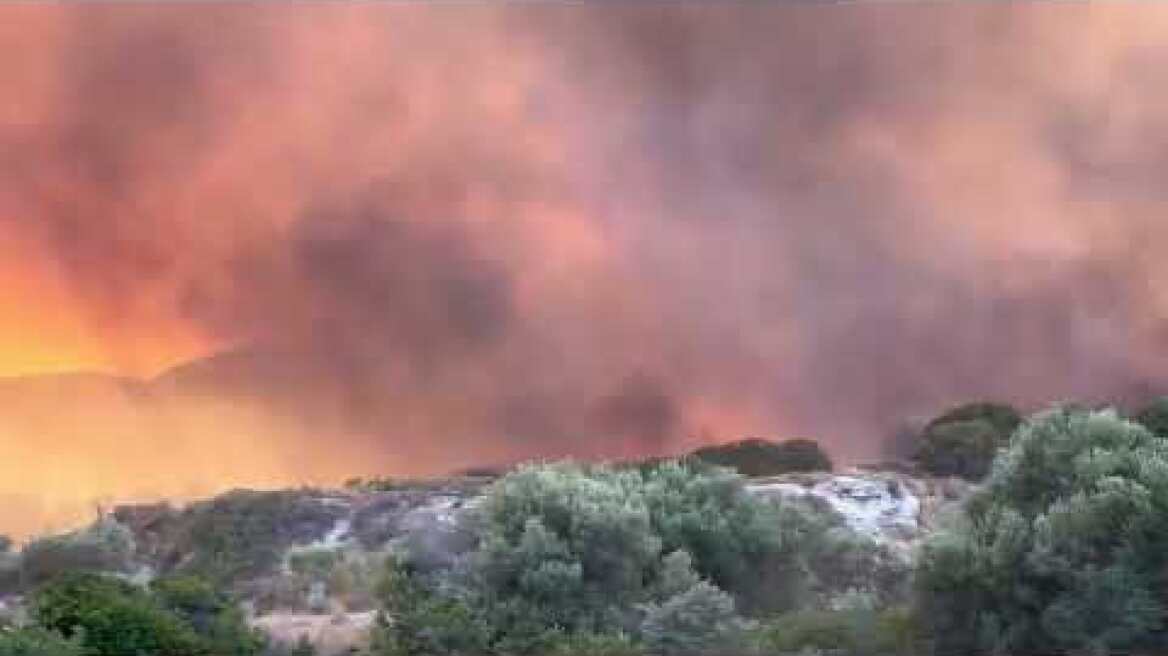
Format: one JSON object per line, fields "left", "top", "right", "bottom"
{"left": 3, "top": 3, "right": 1168, "bottom": 535}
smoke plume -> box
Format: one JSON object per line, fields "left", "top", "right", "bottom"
{"left": 3, "top": 3, "right": 1168, "bottom": 536}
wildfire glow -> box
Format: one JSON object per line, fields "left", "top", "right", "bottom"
{"left": 3, "top": 3, "right": 1168, "bottom": 539}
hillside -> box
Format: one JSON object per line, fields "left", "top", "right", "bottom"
{"left": 1, "top": 465, "right": 972, "bottom": 653}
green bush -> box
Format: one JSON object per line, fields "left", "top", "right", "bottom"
{"left": 1135, "top": 396, "right": 1168, "bottom": 437}
{"left": 17, "top": 519, "right": 135, "bottom": 588}
{"left": 371, "top": 460, "right": 865, "bottom": 655}
{"left": 468, "top": 463, "right": 663, "bottom": 638}
{"left": 748, "top": 606, "right": 919, "bottom": 656}
{"left": 689, "top": 438, "right": 832, "bottom": 476}
{"left": 153, "top": 575, "right": 267, "bottom": 656}
{"left": 914, "top": 402, "right": 1021, "bottom": 480}
{"left": 370, "top": 556, "right": 490, "bottom": 656}
{"left": 541, "top": 631, "right": 644, "bottom": 656}
{"left": 32, "top": 572, "right": 206, "bottom": 656}
{"left": 926, "top": 402, "right": 1022, "bottom": 436}
{"left": 30, "top": 572, "right": 265, "bottom": 656}
{"left": 171, "top": 490, "right": 338, "bottom": 584}
{"left": 639, "top": 581, "right": 745, "bottom": 655}
{"left": 916, "top": 406, "right": 1168, "bottom": 654}
{"left": 285, "top": 547, "right": 342, "bottom": 582}
{"left": 0, "top": 626, "right": 84, "bottom": 656}
{"left": 259, "top": 635, "right": 317, "bottom": 656}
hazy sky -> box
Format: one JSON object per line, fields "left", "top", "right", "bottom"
{"left": 3, "top": 3, "right": 1168, "bottom": 537}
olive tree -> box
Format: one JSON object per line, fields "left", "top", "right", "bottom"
{"left": 917, "top": 407, "right": 1168, "bottom": 654}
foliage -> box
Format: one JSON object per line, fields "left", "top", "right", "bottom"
{"left": 370, "top": 460, "right": 867, "bottom": 655}
{"left": 925, "top": 402, "right": 1022, "bottom": 437}
{"left": 914, "top": 402, "right": 1021, "bottom": 480}
{"left": 275, "top": 545, "right": 381, "bottom": 612}
{"left": 0, "top": 626, "right": 84, "bottom": 656}
{"left": 916, "top": 406, "right": 1168, "bottom": 654}
{"left": 172, "top": 490, "right": 338, "bottom": 584}
{"left": 17, "top": 519, "right": 135, "bottom": 588}
{"left": 1135, "top": 396, "right": 1168, "bottom": 437}
{"left": 747, "top": 606, "right": 920, "bottom": 656}
{"left": 32, "top": 572, "right": 206, "bottom": 656}
{"left": 153, "top": 575, "right": 267, "bottom": 656}
{"left": 639, "top": 581, "right": 745, "bottom": 655}
{"left": 689, "top": 438, "right": 832, "bottom": 477}
{"left": 370, "top": 555, "right": 490, "bottom": 656}
{"left": 541, "top": 631, "right": 644, "bottom": 656}
{"left": 288, "top": 636, "right": 316, "bottom": 656}
{"left": 467, "top": 463, "right": 662, "bottom": 639}
{"left": 285, "top": 547, "right": 342, "bottom": 582}
{"left": 641, "top": 460, "right": 862, "bottom": 615}
{"left": 29, "top": 572, "right": 265, "bottom": 656}
{"left": 0, "top": 554, "right": 17, "bottom": 596}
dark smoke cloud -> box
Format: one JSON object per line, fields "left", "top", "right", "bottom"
{"left": 4, "top": 3, "right": 1168, "bottom": 536}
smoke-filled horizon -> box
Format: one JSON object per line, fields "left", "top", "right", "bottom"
{"left": 3, "top": 3, "right": 1168, "bottom": 537}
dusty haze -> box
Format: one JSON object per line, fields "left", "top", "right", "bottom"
{"left": 3, "top": 4, "right": 1168, "bottom": 538}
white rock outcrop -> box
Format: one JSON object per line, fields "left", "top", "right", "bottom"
{"left": 748, "top": 469, "right": 973, "bottom": 557}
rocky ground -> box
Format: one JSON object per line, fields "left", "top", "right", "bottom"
{"left": 749, "top": 468, "right": 974, "bottom": 560}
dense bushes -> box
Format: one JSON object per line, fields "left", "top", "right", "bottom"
{"left": 152, "top": 576, "right": 268, "bottom": 655}
{"left": 913, "top": 402, "right": 1021, "bottom": 480}
{"left": 0, "top": 552, "right": 16, "bottom": 596}
{"left": 916, "top": 407, "right": 1168, "bottom": 654}
{"left": 16, "top": 518, "right": 136, "bottom": 589}
{"left": 27, "top": 572, "right": 266, "bottom": 656}
{"left": 1135, "top": 396, "right": 1168, "bottom": 437}
{"left": 170, "top": 490, "right": 341, "bottom": 585}
{"left": 639, "top": 581, "right": 745, "bottom": 654}
{"left": 0, "top": 518, "right": 138, "bottom": 596}
{"left": 33, "top": 573, "right": 207, "bottom": 656}
{"left": 371, "top": 460, "right": 880, "bottom": 655}
{"left": 0, "top": 626, "right": 84, "bottom": 656}
{"left": 747, "top": 606, "right": 920, "bottom": 656}
{"left": 689, "top": 438, "right": 832, "bottom": 477}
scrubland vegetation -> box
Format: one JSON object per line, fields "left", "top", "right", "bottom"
{"left": 5, "top": 400, "right": 1168, "bottom": 654}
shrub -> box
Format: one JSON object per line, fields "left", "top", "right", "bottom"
{"left": 286, "top": 546, "right": 342, "bottom": 582}
{"left": 914, "top": 402, "right": 1021, "bottom": 480}
{"left": 639, "top": 582, "right": 745, "bottom": 655}
{"left": 926, "top": 402, "right": 1022, "bottom": 437}
{"left": 914, "top": 419, "right": 1000, "bottom": 480}
{"left": 1135, "top": 396, "right": 1168, "bottom": 437}
{"left": 289, "top": 636, "right": 317, "bottom": 656}
{"left": 468, "top": 463, "right": 662, "bottom": 638}
{"left": 18, "top": 518, "right": 135, "bottom": 588}
{"left": 32, "top": 572, "right": 206, "bottom": 656}
{"left": 370, "top": 460, "right": 858, "bottom": 654}
{"left": 0, "top": 554, "right": 17, "bottom": 596}
{"left": 689, "top": 438, "right": 832, "bottom": 476}
{"left": 748, "top": 606, "right": 919, "bottom": 656}
{"left": 916, "top": 406, "right": 1168, "bottom": 654}
{"left": 542, "top": 631, "right": 644, "bottom": 656}
{"left": 153, "top": 575, "right": 267, "bottom": 656}
{"left": 171, "top": 490, "right": 340, "bottom": 584}
{"left": 641, "top": 460, "right": 823, "bottom": 615}
{"left": 370, "top": 556, "right": 490, "bottom": 656}
{"left": 31, "top": 571, "right": 264, "bottom": 656}
{"left": 0, "top": 626, "right": 84, "bottom": 656}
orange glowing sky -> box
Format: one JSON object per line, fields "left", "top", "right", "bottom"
{"left": 4, "top": 3, "right": 1168, "bottom": 539}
